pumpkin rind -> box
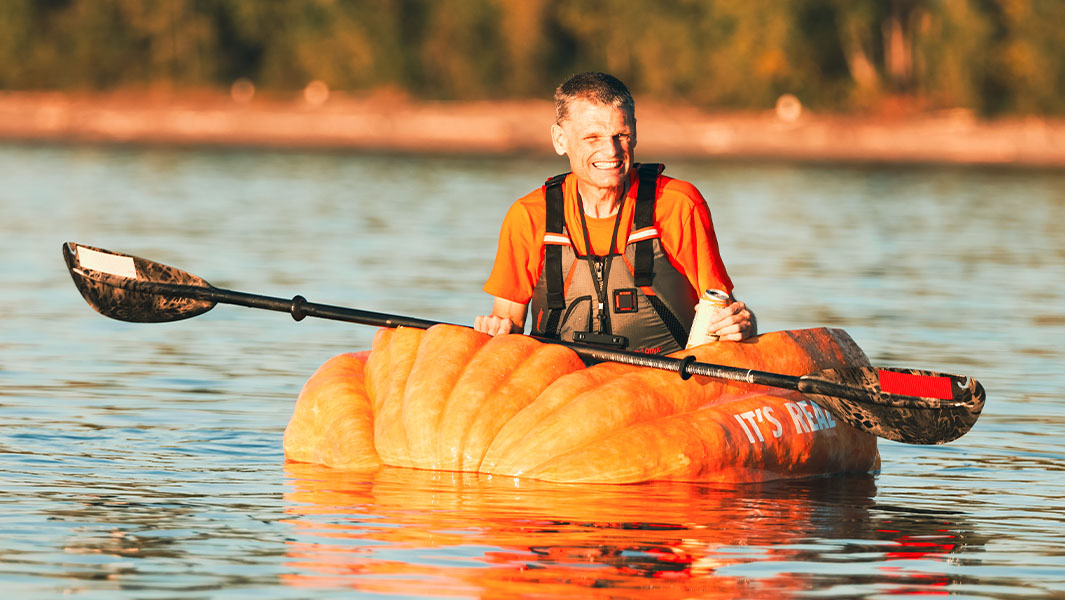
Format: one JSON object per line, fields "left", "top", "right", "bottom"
{"left": 284, "top": 325, "right": 881, "bottom": 483}
{"left": 282, "top": 351, "right": 378, "bottom": 469}
{"left": 368, "top": 327, "right": 426, "bottom": 467}
{"left": 401, "top": 325, "right": 488, "bottom": 470}
{"left": 438, "top": 337, "right": 586, "bottom": 472}
{"left": 479, "top": 361, "right": 632, "bottom": 472}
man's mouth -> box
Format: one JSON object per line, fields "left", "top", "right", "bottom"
{"left": 592, "top": 160, "right": 623, "bottom": 170}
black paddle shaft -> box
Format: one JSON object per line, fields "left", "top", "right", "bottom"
{"left": 124, "top": 279, "right": 796, "bottom": 385}
{"left": 553, "top": 341, "right": 800, "bottom": 386}
{"left": 82, "top": 275, "right": 957, "bottom": 403}
{"left": 136, "top": 280, "right": 443, "bottom": 330}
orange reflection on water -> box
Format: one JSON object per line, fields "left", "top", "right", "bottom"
{"left": 280, "top": 463, "right": 896, "bottom": 598}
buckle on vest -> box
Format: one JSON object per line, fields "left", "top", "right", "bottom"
{"left": 573, "top": 331, "right": 629, "bottom": 349}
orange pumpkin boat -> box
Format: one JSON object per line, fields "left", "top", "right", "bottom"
{"left": 283, "top": 325, "right": 880, "bottom": 484}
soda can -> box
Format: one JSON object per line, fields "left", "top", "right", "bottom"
{"left": 685, "top": 289, "right": 732, "bottom": 349}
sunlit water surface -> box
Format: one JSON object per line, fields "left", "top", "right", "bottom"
{"left": 1, "top": 145, "right": 1063, "bottom": 599}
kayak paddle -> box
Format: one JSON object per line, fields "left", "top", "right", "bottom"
{"left": 63, "top": 241, "right": 985, "bottom": 445}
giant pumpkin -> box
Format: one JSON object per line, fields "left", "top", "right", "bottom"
{"left": 283, "top": 326, "right": 879, "bottom": 483}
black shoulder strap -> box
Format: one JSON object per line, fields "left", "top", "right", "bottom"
{"left": 632, "top": 163, "right": 663, "bottom": 287}
{"left": 543, "top": 172, "right": 568, "bottom": 313}
{"left": 631, "top": 163, "right": 686, "bottom": 348}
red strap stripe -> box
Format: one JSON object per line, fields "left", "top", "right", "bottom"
{"left": 878, "top": 370, "right": 954, "bottom": 400}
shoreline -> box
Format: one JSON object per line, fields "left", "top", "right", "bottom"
{"left": 2, "top": 91, "right": 1064, "bottom": 167}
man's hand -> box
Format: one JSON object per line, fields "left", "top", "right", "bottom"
{"left": 473, "top": 297, "right": 528, "bottom": 336}
{"left": 474, "top": 314, "right": 522, "bottom": 336}
{"left": 706, "top": 300, "right": 757, "bottom": 341}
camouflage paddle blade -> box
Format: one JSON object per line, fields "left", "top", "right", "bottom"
{"left": 63, "top": 242, "right": 216, "bottom": 323}
{"left": 799, "top": 367, "right": 985, "bottom": 445}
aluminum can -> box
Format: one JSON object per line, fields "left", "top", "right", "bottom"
{"left": 685, "top": 289, "right": 732, "bottom": 349}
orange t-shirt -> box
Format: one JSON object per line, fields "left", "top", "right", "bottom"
{"left": 484, "top": 169, "right": 734, "bottom": 304}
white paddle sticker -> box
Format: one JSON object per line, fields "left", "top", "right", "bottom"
{"left": 77, "top": 246, "right": 137, "bottom": 279}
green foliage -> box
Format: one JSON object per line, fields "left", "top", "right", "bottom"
{"left": 1, "top": 0, "right": 1063, "bottom": 116}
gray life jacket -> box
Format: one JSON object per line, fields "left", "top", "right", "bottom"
{"left": 529, "top": 163, "right": 698, "bottom": 354}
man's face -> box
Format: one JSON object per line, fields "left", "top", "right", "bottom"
{"left": 551, "top": 98, "right": 637, "bottom": 194}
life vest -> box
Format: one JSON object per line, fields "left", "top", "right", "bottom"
{"left": 529, "top": 163, "right": 698, "bottom": 355}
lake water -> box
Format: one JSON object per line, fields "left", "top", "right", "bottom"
{"left": 2, "top": 143, "right": 1064, "bottom": 599}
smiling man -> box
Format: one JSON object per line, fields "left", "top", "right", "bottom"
{"left": 474, "top": 72, "right": 755, "bottom": 354}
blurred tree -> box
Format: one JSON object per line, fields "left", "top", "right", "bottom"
{"left": 216, "top": 0, "right": 384, "bottom": 91}
{"left": 976, "top": 0, "right": 1065, "bottom": 115}
{"left": 913, "top": 0, "right": 992, "bottom": 112}
{"left": 0, "top": 0, "right": 1062, "bottom": 116}
{"left": 0, "top": 0, "right": 36, "bottom": 87}
{"left": 414, "top": 0, "right": 505, "bottom": 98}
{"left": 16, "top": 0, "right": 218, "bottom": 89}
{"left": 496, "top": 0, "right": 550, "bottom": 97}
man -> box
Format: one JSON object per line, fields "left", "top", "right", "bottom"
{"left": 474, "top": 72, "right": 755, "bottom": 354}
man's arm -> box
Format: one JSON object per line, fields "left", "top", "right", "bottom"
{"left": 660, "top": 182, "right": 756, "bottom": 341}
{"left": 474, "top": 296, "right": 528, "bottom": 336}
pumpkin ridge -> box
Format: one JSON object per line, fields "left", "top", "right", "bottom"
{"left": 401, "top": 325, "right": 489, "bottom": 469}
{"left": 486, "top": 375, "right": 686, "bottom": 476}
{"left": 441, "top": 336, "right": 541, "bottom": 470}
{"left": 283, "top": 351, "right": 380, "bottom": 470}
{"left": 465, "top": 342, "right": 584, "bottom": 472}
{"left": 479, "top": 362, "right": 634, "bottom": 472}
{"left": 525, "top": 413, "right": 718, "bottom": 483}
{"left": 372, "top": 327, "right": 426, "bottom": 467}
{"left": 364, "top": 328, "right": 394, "bottom": 416}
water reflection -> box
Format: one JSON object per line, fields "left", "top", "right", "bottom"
{"left": 281, "top": 464, "right": 984, "bottom": 598}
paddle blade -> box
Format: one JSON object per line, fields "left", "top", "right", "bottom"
{"left": 63, "top": 242, "right": 216, "bottom": 323}
{"left": 798, "top": 367, "right": 985, "bottom": 445}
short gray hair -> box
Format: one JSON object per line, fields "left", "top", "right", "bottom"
{"left": 554, "top": 72, "right": 635, "bottom": 124}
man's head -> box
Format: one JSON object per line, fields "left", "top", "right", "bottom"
{"left": 551, "top": 72, "right": 637, "bottom": 198}
{"left": 554, "top": 72, "right": 635, "bottom": 126}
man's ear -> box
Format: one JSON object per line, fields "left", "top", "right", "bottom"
{"left": 550, "top": 123, "right": 567, "bottom": 156}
